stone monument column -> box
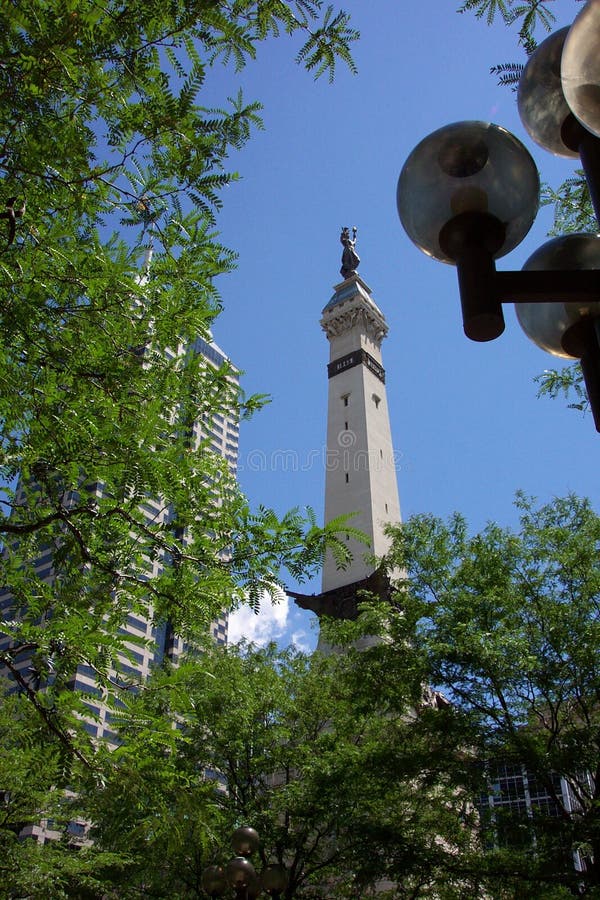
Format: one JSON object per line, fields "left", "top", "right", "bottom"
{"left": 290, "top": 230, "right": 402, "bottom": 630}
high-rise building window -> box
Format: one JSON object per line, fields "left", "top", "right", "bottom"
{"left": 0, "top": 335, "right": 235, "bottom": 740}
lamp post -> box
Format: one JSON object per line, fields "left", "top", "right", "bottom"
{"left": 397, "top": 0, "right": 600, "bottom": 431}
{"left": 201, "top": 827, "right": 289, "bottom": 899}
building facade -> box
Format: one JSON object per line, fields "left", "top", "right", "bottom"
{"left": 478, "top": 760, "right": 590, "bottom": 874}
{"left": 0, "top": 334, "right": 238, "bottom": 745}
{"left": 320, "top": 271, "right": 401, "bottom": 592}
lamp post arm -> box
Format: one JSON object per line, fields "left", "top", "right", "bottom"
{"left": 450, "top": 259, "right": 600, "bottom": 433}
{"left": 494, "top": 269, "right": 600, "bottom": 304}
{"left": 579, "top": 129, "right": 600, "bottom": 230}
{"left": 438, "top": 215, "right": 600, "bottom": 339}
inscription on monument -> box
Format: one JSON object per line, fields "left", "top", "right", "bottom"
{"left": 328, "top": 349, "right": 386, "bottom": 383}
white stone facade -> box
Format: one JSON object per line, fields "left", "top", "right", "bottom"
{"left": 321, "top": 275, "right": 401, "bottom": 593}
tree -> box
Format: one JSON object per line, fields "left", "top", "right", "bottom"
{"left": 0, "top": 684, "right": 132, "bottom": 898}
{"left": 0, "top": 1, "right": 361, "bottom": 890}
{"left": 10, "top": 492, "right": 600, "bottom": 897}
{"left": 76, "top": 638, "right": 480, "bottom": 898}
{"left": 0, "top": 1, "right": 359, "bottom": 747}
{"left": 458, "top": 0, "right": 571, "bottom": 53}
{"left": 383, "top": 493, "right": 600, "bottom": 896}
{"left": 457, "top": 0, "right": 595, "bottom": 419}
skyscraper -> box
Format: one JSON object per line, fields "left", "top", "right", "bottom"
{"left": 0, "top": 334, "right": 238, "bottom": 744}
{"left": 291, "top": 229, "right": 401, "bottom": 634}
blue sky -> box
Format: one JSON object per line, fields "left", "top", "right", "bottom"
{"left": 210, "top": 1, "right": 598, "bottom": 650}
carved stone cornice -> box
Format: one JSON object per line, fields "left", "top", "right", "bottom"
{"left": 321, "top": 301, "right": 388, "bottom": 345}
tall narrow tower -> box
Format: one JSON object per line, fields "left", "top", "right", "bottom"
{"left": 292, "top": 229, "right": 401, "bottom": 625}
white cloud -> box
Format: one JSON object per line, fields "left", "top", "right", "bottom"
{"left": 289, "top": 627, "right": 313, "bottom": 654}
{"left": 227, "top": 590, "right": 290, "bottom": 647}
{"left": 227, "top": 590, "right": 320, "bottom": 653}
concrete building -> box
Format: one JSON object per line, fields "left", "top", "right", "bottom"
{"left": 0, "top": 334, "right": 238, "bottom": 746}
{"left": 478, "top": 760, "right": 591, "bottom": 874}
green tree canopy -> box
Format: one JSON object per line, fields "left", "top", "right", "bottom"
{"left": 0, "top": 4, "right": 363, "bottom": 889}
{"left": 71, "top": 638, "right": 478, "bottom": 898}
{"left": 0, "top": 0, "right": 359, "bottom": 744}
{"left": 8, "top": 487, "right": 599, "bottom": 896}
{"left": 383, "top": 493, "right": 600, "bottom": 896}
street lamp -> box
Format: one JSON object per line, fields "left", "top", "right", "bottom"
{"left": 202, "top": 865, "right": 228, "bottom": 898}
{"left": 225, "top": 855, "right": 260, "bottom": 899}
{"left": 562, "top": 0, "right": 600, "bottom": 140}
{"left": 261, "top": 863, "right": 289, "bottom": 898}
{"left": 201, "top": 827, "right": 288, "bottom": 899}
{"left": 397, "top": 0, "right": 600, "bottom": 431}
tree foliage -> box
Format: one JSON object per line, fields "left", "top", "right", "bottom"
{"left": 384, "top": 493, "right": 600, "bottom": 896}
{"left": 61, "top": 638, "right": 477, "bottom": 898}
{"left": 0, "top": 686, "right": 131, "bottom": 898}
{"left": 458, "top": 0, "right": 582, "bottom": 53}
{"left": 6, "top": 490, "right": 599, "bottom": 894}
{"left": 0, "top": 1, "right": 359, "bottom": 886}
{"left": 0, "top": 0, "right": 358, "bottom": 733}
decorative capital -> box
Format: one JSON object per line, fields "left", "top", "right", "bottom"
{"left": 321, "top": 299, "right": 388, "bottom": 346}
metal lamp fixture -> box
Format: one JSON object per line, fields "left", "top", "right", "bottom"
{"left": 261, "top": 864, "right": 289, "bottom": 897}
{"left": 562, "top": 0, "right": 600, "bottom": 140}
{"left": 518, "top": 23, "right": 600, "bottom": 218}
{"left": 398, "top": 121, "right": 540, "bottom": 342}
{"left": 397, "top": 0, "right": 600, "bottom": 431}
{"left": 201, "top": 827, "right": 288, "bottom": 899}
{"left": 202, "top": 865, "right": 229, "bottom": 898}
{"left": 225, "top": 856, "right": 259, "bottom": 898}
{"left": 232, "top": 826, "right": 260, "bottom": 858}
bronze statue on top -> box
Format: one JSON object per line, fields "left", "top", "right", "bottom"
{"left": 340, "top": 226, "right": 360, "bottom": 279}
